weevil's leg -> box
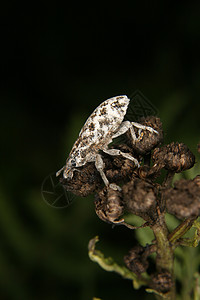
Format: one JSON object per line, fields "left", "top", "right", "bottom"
{"left": 108, "top": 121, "right": 139, "bottom": 166}
{"left": 112, "top": 120, "right": 158, "bottom": 144}
{"left": 104, "top": 120, "right": 157, "bottom": 167}
{"left": 95, "top": 154, "right": 109, "bottom": 186}
{"left": 131, "top": 122, "right": 158, "bottom": 135}
{"left": 112, "top": 121, "right": 134, "bottom": 139}
{"left": 95, "top": 154, "right": 122, "bottom": 191}
{"left": 138, "top": 128, "right": 142, "bottom": 137}
{"left": 102, "top": 148, "right": 140, "bottom": 167}
{"left": 113, "top": 121, "right": 158, "bottom": 140}
{"left": 112, "top": 120, "right": 138, "bottom": 141}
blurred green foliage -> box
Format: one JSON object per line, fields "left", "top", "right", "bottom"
{"left": 1, "top": 2, "right": 200, "bottom": 299}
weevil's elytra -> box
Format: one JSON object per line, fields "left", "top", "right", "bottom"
{"left": 88, "top": 123, "right": 95, "bottom": 130}
{"left": 100, "top": 107, "right": 107, "bottom": 115}
{"left": 56, "top": 95, "right": 158, "bottom": 190}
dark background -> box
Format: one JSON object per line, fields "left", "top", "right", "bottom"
{"left": 1, "top": 2, "right": 200, "bottom": 300}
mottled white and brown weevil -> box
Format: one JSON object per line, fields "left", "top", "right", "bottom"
{"left": 57, "top": 95, "right": 158, "bottom": 190}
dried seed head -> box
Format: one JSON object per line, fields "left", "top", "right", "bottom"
{"left": 150, "top": 270, "right": 173, "bottom": 293}
{"left": 123, "top": 178, "right": 158, "bottom": 221}
{"left": 60, "top": 162, "right": 101, "bottom": 197}
{"left": 124, "top": 245, "right": 149, "bottom": 275}
{"left": 163, "top": 176, "right": 200, "bottom": 219}
{"left": 152, "top": 142, "right": 195, "bottom": 173}
{"left": 127, "top": 116, "right": 163, "bottom": 155}
{"left": 95, "top": 186, "right": 124, "bottom": 224}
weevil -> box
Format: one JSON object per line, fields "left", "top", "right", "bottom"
{"left": 57, "top": 95, "right": 158, "bottom": 190}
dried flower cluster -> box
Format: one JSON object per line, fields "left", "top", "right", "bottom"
{"left": 61, "top": 116, "right": 197, "bottom": 222}
{"left": 164, "top": 176, "right": 200, "bottom": 219}
{"left": 60, "top": 115, "right": 199, "bottom": 297}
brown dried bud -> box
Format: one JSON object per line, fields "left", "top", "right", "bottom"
{"left": 95, "top": 187, "right": 124, "bottom": 224}
{"left": 150, "top": 270, "right": 173, "bottom": 293}
{"left": 152, "top": 142, "right": 195, "bottom": 173}
{"left": 123, "top": 178, "right": 158, "bottom": 221}
{"left": 60, "top": 162, "right": 102, "bottom": 197}
{"left": 138, "top": 165, "right": 161, "bottom": 180}
{"left": 124, "top": 245, "right": 149, "bottom": 275}
{"left": 163, "top": 176, "right": 200, "bottom": 219}
{"left": 198, "top": 143, "right": 200, "bottom": 153}
{"left": 127, "top": 116, "right": 163, "bottom": 155}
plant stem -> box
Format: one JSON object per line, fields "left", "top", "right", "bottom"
{"left": 168, "top": 217, "right": 198, "bottom": 246}
{"left": 151, "top": 210, "right": 175, "bottom": 300}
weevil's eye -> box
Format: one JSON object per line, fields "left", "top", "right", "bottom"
{"left": 71, "top": 159, "right": 76, "bottom": 167}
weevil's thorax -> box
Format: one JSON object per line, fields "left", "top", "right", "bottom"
{"left": 64, "top": 96, "right": 130, "bottom": 173}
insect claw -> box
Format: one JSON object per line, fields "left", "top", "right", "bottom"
{"left": 146, "top": 127, "right": 159, "bottom": 134}
{"left": 131, "top": 122, "right": 159, "bottom": 135}
{"left": 109, "top": 183, "right": 122, "bottom": 191}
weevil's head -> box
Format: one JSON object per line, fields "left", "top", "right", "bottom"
{"left": 63, "top": 157, "right": 77, "bottom": 179}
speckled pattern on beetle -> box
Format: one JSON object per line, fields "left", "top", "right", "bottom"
{"left": 57, "top": 95, "right": 158, "bottom": 190}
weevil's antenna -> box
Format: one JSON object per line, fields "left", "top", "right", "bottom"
{"left": 56, "top": 166, "right": 65, "bottom": 177}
